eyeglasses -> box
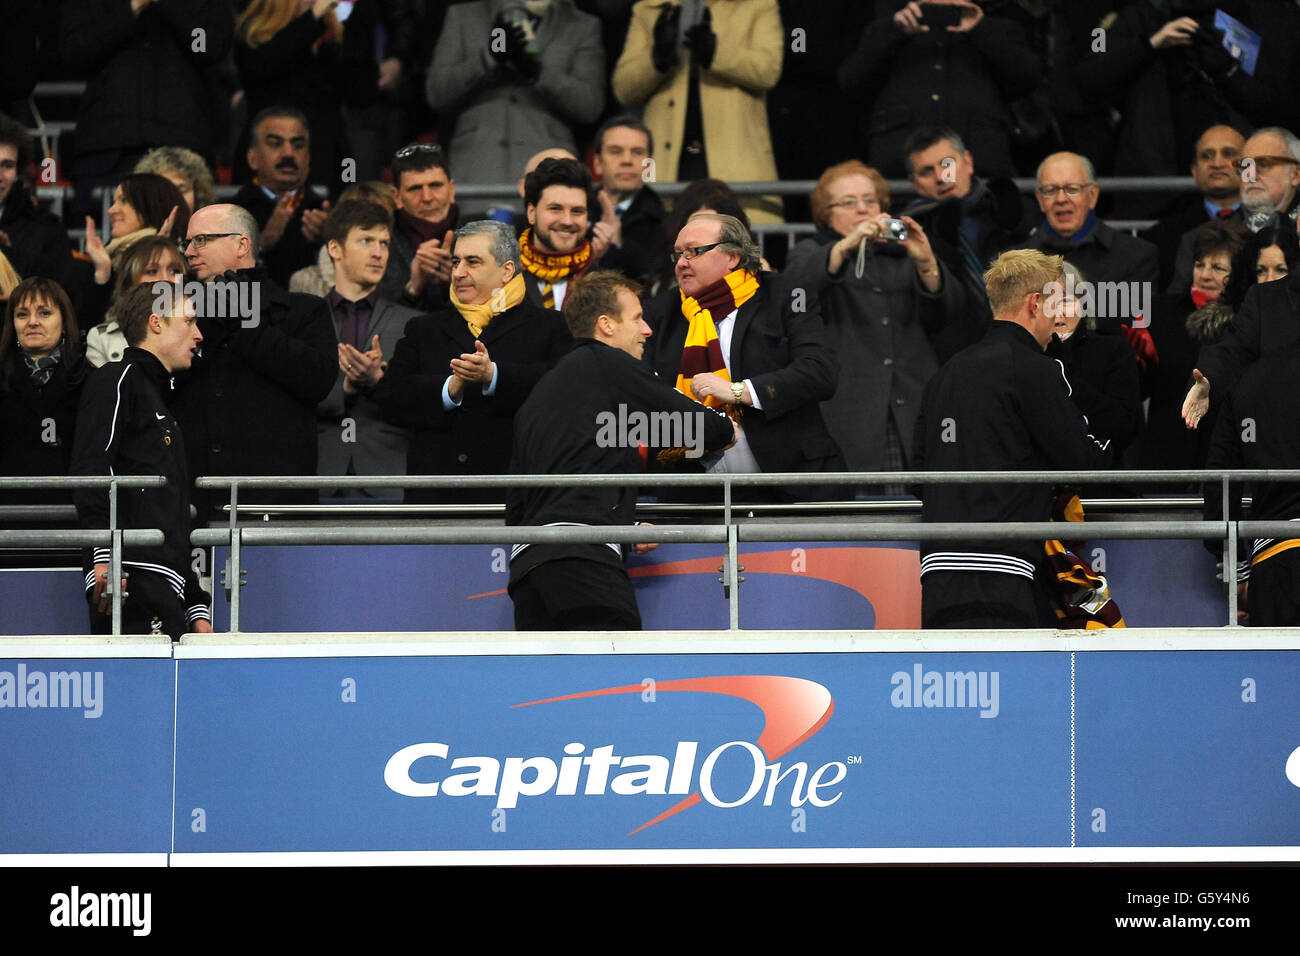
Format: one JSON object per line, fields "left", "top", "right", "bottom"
{"left": 669, "top": 242, "right": 724, "bottom": 265}
{"left": 395, "top": 143, "right": 445, "bottom": 160}
{"left": 1036, "top": 183, "right": 1093, "bottom": 198}
{"left": 829, "top": 195, "right": 880, "bottom": 211}
{"left": 1236, "top": 156, "right": 1298, "bottom": 173}
{"left": 182, "top": 233, "right": 241, "bottom": 250}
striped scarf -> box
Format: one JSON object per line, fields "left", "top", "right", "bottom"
{"left": 1042, "top": 493, "right": 1125, "bottom": 629}
{"left": 518, "top": 228, "right": 594, "bottom": 284}
{"left": 674, "top": 268, "right": 760, "bottom": 406}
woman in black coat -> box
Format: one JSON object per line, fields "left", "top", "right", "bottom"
{"left": 0, "top": 277, "right": 87, "bottom": 508}
{"left": 1049, "top": 261, "right": 1142, "bottom": 464}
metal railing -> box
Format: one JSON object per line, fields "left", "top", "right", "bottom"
{"left": 0, "top": 476, "right": 166, "bottom": 635}
{"left": 42, "top": 176, "right": 1182, "bottom": 251}
{"left": 189, "top": 468, "right": 1294, "bottom": 632}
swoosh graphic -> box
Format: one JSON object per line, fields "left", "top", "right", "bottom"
{"left": 468, "top": 546, "right": 921, "bottom": 627}
{"left": 513, "top": 675, "right": 834, "bottom": 834}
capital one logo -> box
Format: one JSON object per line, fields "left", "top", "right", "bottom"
{"left": 385, "top": 675, "right": 845, "bottom": 834}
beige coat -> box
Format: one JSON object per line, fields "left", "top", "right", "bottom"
{"left": 613, "top": 0, "right": 784, "bottom": 223}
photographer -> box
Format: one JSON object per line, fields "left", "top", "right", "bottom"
{"left": 1075, "top": 0, "right": 1300, "bottom": 206}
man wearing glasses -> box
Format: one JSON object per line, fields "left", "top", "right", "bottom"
{"left": 1167, "top": 126, "right": 1300, "bottom": 294}
{"left": 174, "top": 203, "right": 337, "bottom": 513}
{"left": 1011, "top": 151, "right": 1159, "bottom": 333}
{"left": 642, "top": 213, "right": 842, "bottom": 500}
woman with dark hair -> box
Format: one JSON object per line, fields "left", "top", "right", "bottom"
{"left": 782, "top": 160, "right": 968, "bottom": 485}
{"left": 79, "top": 173, "right": 187, "bottom": 334}
{"left": 1220, "top": 221, "right": 1299, "bottom": 307}
{"left": 1131, "top": 218, "right": 1249, "bottom": 478}
{"left": 84, "top": 237, "right": 189, "bottom": 368}
{"left": 0, "top": 277, "right": 87, "bottom": 506}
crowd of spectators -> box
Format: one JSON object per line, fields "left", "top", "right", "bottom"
{"left": 2, "top": 0, "right": 1300, "bottom": 630}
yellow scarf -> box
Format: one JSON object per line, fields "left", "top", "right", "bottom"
{"left": 675, "top": 268, "right": 760, "bottom": 406}
{"left": 450, "top": 273, "right": 528, "bottom": 337}
{"left": 518, "top": 227, "right": 594, "bottom": 283}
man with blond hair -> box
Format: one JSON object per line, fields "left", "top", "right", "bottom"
{"left": 913, "top": 249, "right": 1111, "bottom": 629}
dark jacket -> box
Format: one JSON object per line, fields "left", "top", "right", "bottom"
{"left": 783, "top": 228, "right": 969, "bottom": 473}
{"left": 0, "top": 180, "right": 75, "bottom": 289}
{"left": 837, "top": 2, "right": 1041, "bottom": 178}
{"left": 1197, "top": 271, "right": 1300, "bottom": 402}
{"left": 1075, "top": 1, "right": 1300, "bottom": 181}
{"left": 1012, "top": 220, "right": 1160, "bottom": 333}
{"left": 914, "top": 321, "right": 1111, "bottom": 578}
{"left": 372, "top": 297, "right": 572, "bottom": 503}
{"left": 60, "top": 0, "right": 233, "bottom": 160}
{"left": 1049, "top": 324, "right": 1142, "bottom": 460}
{"left": 170, "top": 271, "right": 337, "bottom": 510}
{"left": 234, "top": 6, "right": 378, "bottom": 192}
{"left": 642, "top": 272, "right": 843, "bottom": 484}
{"left": 0, "top": 345, "right": 87, "bottom": 506}
{"left": 71, "top": 347, "right": 209, "bottom": 624}
{"left": 595, "top": 185, "right": 667, "bottom": 286}
{"left": 1205, "top": 341, "right": 1300, "bottom": 572}
{"left": 901, "top": 175, "right": 1030, "bottom": 294}
{"left": 506, "top": 336, "right": 733, "bottom": 583}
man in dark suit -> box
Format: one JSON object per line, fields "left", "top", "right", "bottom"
{"left": 373, "top": 220, "right": 572, "bottom": 504}
{"left": 1011, "top": 151, "right": 1160, "bottom": 333}
{"left": 315, "top": 200, "right": 423, "bottom": 498}
{"left": 177, "top": 202, "right": 337, "bottom": 513}
{"left": 232, "top": 107, "right": 329, "bottom": 288}
{"left": 1142, "top": 124, "right": 1244, "bottom": 292}
{"left": 590, "top": 114, "right": 665, "bottom": 286}
{"left": 642, "top": 213, "right": 842, "bottom": 500}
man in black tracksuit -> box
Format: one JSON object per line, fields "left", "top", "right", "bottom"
{"left": 72, "top": 284, "right": 211, "bottom": 638}
{"left": 914, "top": 249, "right": 1111, "bottom": 629}
{"left": 507, "top": 271, "right": 735, "bottom": 630}
{"left": 1204, "top": 341, "right": 1300, "bottom": 626}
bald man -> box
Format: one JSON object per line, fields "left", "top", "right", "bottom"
{"left": 1009, "top": 151, "right": 1159, "bottom": 331}
{"left": 174, "top": 203, "right": 338, "bottom": 511}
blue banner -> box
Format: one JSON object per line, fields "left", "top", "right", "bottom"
{"left": 0, "top": 655, "right": 174, "bottom": 853}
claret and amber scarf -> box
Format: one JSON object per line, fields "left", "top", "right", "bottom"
{"left": 450, "top": 273, "right": 527, "bottom": 337}
{"left": 674, "top": 268, "right": 760, "bottom": 406}
{"left": 518, "top": 228, "right": 594, "bottom": 283}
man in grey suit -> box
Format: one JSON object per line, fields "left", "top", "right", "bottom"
{"left": 425, "top": 0, "right": 605, "bottom": 205}
{"left": 316, "top": 201, "right": 423, "bottom": 498}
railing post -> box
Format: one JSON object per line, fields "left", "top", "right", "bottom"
{"left": 228, "top": 482, "right": 241, "bottom": 633}
{"left": 108, "top": 479, "right": 122, "bottom": 636}
{"left": 1222, "top": 476, "right": 1236, "bottom": 627}
{"left": 727, "top": 522, "right": 740, "bottom": 631}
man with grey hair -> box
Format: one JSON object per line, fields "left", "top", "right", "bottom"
{"left": 642, "top": 212, "right": 843, "bottom": 499}
{"left": 1167, "top": 126, "right": 1299, "bottom": 292}
{"left": 374, "top": 219, "right": 572, "bottom": 503}
{"left": 173, "top": 202, "right": 338, "bottom": 513}
{"left": 1009, "top": 151, "right": 1158, "bottom": 333}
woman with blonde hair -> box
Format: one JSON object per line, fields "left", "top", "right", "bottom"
{"left": 135, "top": 146, "right": 217, "bottom": 211}
{"left": 784, "top": 159, "right": 971, "bottom": 486}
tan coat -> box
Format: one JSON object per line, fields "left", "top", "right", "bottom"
{"left": 613, "top": 0, "right": 784, "bottom": 223}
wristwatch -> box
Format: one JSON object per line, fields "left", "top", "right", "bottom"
{"left": 730, "top": 381, "right": 745, "bottom": 404}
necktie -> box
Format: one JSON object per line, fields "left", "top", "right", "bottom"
{"left": 540, "top": 281, "right": 555, "bottom": 310}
